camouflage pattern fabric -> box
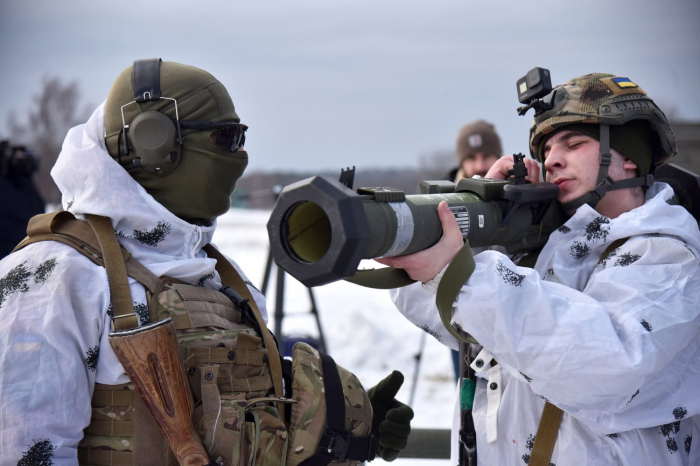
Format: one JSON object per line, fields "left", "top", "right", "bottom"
{"left": 81, "top": 276, "right": 373, "bottom": 465}
{"left": 286, "top": 343, "right": 373, "bottom": 466}
{"left": 528, "top": 73, "right": 676, "bottom": 166}
{"left": 78, "top": 383, "right": 136, "bottom": 466}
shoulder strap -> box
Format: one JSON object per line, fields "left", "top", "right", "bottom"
{"left": 530, "top": 236, "right": 629, "bottom": 466}
{"left": 202, "top": 244, "right": 285, "bottom": 418}
{"left": 14, "top": 212, "right": 159, "bottom": 331}
{"left": 529, "top": 402, "right": 564, "bottom": 466}
{"left": 85, "top": 214, "right": 138, "bottom": 331}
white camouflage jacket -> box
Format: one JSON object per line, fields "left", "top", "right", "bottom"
{"left": 392, "top": 182, "right": 700, "bottom": 465}
{"left": 0, "top": 103, "right": 267, "bottom": 465}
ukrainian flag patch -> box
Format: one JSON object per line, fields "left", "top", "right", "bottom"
{"left": 612, "top": 77, "right": 638, "bottom": 89}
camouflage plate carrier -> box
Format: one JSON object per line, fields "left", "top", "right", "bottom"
{"left": 14, "top": 211, "right": 377, "bottom": 466}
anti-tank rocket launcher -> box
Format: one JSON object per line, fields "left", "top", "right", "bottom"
{"left": 267, "top": 155, "right": 568, "bottom": 288}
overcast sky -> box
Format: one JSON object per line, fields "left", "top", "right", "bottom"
{"left": 1, "top": 0, "right": 698, "bottom": 173}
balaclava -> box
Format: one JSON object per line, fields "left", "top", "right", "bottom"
{"left": 104, "top": 61, "right": 247, "bottom": 222}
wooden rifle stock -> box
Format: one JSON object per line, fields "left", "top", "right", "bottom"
{"left": 109, "top": 318, "right": 213, "bottom": 466}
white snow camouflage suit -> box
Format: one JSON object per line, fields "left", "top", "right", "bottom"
{"left": 0, "top": 103, "right": 268, "bottom": 465}
{"left": 392, "top": 181, "right": 700, "bottom": 465}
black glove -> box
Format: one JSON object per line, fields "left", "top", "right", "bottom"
{"left": 368, "top": 371, "right": 414, "bottom": 461}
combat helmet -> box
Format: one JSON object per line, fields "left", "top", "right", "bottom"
{"left": 527, "top": 73, "right": 677, "bottom": 212}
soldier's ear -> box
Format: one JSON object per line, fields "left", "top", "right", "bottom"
{"left": 622, "top": 157, "right": 638, "bottom": 171}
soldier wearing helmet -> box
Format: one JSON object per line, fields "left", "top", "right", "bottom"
{"left": 0, "top": 59, "right": 412, "bottom": 465}
{"left": 380, "top": 73, "right": 700, "bottom": 464}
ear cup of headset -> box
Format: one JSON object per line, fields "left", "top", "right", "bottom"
{"left": 128, "top": 111, "right": 182, "bottom": 175}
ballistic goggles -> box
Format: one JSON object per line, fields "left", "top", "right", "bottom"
{"left": 179, "top": 120, "right": 248, "bottom": 152}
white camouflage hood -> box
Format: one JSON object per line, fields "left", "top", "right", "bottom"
{"left": 51, "top": 102, "right": 220, "bottom": 284}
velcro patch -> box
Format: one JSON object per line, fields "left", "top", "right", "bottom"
{"left": 468, "top": 134, "right": 483, "bottom": 148}
{"left": 612, "top": 77, "right": 638, "bottom": 89}
{"left": 600, "top": 77, "right": 646, "bottom": 96}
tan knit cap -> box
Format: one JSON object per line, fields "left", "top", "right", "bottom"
{"left": 455, "top": 120, "right": 502, "bottom": 163}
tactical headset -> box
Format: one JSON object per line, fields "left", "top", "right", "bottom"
{"left": 118, "top": 58, "right": 183, "bottom": 175}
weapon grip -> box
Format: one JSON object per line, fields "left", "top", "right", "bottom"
{"left": 109, "top": 318, "right": 212, "bottom": 466}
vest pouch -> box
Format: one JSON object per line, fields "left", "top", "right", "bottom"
{"left": 286, "top": 343, "right": 374, "bottom": 466}
{"left": 243, "top": 400, "right": 290, "bottom": 466}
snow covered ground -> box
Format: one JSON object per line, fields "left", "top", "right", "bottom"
{"left": 213, "top": 208, "right": 455, "bottom": 465}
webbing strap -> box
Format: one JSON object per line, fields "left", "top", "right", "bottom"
{"left": 529, "top": 402, "right": 564, "bottom": 466}
{"left": 344, "top": 266, "right": 416, "bottom": 289}
{"left": 435, "top": 240, "right": 478, "bottom": 344}
{"left": 85, "top": 419, "right": 135, "bottom": 437}
{"left": 299, "top": 352, "right": 376, "bottom": 465}
{"left": 528, "top": 237, "right": 628, "bottom": 466}
{"left": 202, "top": 244, "right": 285, "bottom": 419}
{"left": 86, "top": 215, "right": 138, "bottom": 331}
{"left": 78, "top": 447, "right": 133, "bottom": 466}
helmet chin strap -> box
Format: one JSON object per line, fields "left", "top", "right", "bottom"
{"left": 561, "top": 124, "right": 655, "bottom": 213}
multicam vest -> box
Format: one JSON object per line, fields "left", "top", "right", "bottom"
{"left": 16, "top": 212, "right": 375, "bottom": 466}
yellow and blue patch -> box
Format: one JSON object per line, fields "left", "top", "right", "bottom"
{"left": 612, "top": 77, "right": 638, "bottom": 89}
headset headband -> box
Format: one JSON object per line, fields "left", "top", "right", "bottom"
{"left": 132, "top": 58, "right": 162, "bottom": 102}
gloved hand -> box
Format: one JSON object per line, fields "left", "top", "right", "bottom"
{"left": 368, "top": 371, "right": 414, "bottom": 462}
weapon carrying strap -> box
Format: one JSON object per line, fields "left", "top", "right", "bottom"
{"left": 345, "top": 266, "right": 416, "bottom": 289}
{"left": 435, "top": 240, "right": 479, "bottom": 344}
{"left": 203, "top": 244, "right": 286, "bottom": 421}
{"left": 529, "top": 236, "right": 629, "bottom": 466}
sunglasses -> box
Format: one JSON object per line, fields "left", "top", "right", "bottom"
{"left": 179, "top": 120, "right": 248, "bottom": 152}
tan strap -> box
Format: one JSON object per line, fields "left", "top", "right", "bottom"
{"left": 203, "top": 244, "right": 285, "bottom": 419}
{"left": 529, "top": 237, "right": 629, "bottom": 466}
{"left": 529, "top": 402, "right": 564, "bottom": 466}
{"left": 200, "top": 364, "right": 220, "bottom": 416}
{"left": 86, "top": 215, "right": 139, "bottom": 331}
{"left": 85, "top": 419, "right": 135, "bottom": 437}
{"left": 92, "top": 389, "right": 136, "bottom": 407}
{"left": 78, "top": 447, "right": 133, "bottom": 466}
{"left": 180, "top": 346, "right": 267, "bottom": 366}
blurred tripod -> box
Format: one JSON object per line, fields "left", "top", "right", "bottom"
{"left": 261, "top": 233, "right": 327, "bottom": 356}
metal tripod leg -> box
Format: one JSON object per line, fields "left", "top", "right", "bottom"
{"left": 262, "top": 246, "right": 327, "bottom": 355}
{"left": 408, "top": 331, "right": 427, "bottom": 406}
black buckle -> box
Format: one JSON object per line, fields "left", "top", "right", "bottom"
{"left": 319, "top": 426, "right": 351, "bottom": 463}
{"left": 592, "top": 177, "right": 613, "bottom": 200}
{"left": 600, "top": 152, "right": 612, "bottom": 166}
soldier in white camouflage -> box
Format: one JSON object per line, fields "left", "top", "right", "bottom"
{"left": 381, "top": 72, "right": 700, "bottom": 465}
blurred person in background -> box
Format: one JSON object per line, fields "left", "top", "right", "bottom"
{"left": 448, "top": 120, "right": 502, "bottom": 182}
{"left": 446, "top": 121, "right": 504, "bottom": 380}
{"left": 0, "top": 59, "right": 412, "bottom": 465}
{"left": 379, "top": 73, "right": 700, "bottom": 465}
{"left": 0, "top": 140, "right": 44, "bottom": 258}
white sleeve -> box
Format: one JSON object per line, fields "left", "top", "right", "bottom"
{"left": 446, "top": 237, "right": 700, "bottom": 433}
{"left": 0, "top": 242, "right": 110, "bottom": 465}
{"left": 390, "top": 282, "right": 461, "bottom": 351}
